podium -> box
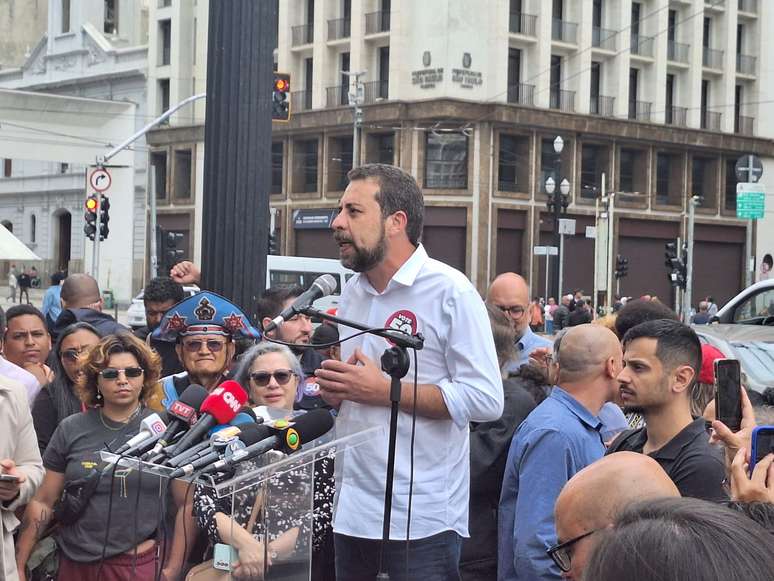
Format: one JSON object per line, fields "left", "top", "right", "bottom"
{"left": 102, "top": 421, "right": 384, "bottom": 580}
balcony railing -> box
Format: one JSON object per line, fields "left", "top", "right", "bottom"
{"left": 667, "top": 41, "right": 690, "bottom": 63}
{"left": 738, "top": 0, "right": 757, "bottom": 13}
{"left": 327, "top": 18, "right": 351, "bottom": 40}
{"left": 629, "top": 100, "right": 652, "bottom": 121}
{"left": 592, "top": 27, "right": 617, "bottom": 51}
{"left": 552, "top": 18, "right": 578, "bottom": 44}
{"left": 363, "top": 80, "right": 389, "bottom": 103}
{"left": 507, "top": 83, "right": 535, "bottom": 107}
{"left": 736, "top": 53, "right": 756, "bottom": 75}
{"left": 703, "top": 47, "right": 724, "bottom": 69}
{"left": 326, "top": 85, "right": 349, "bottom": 108}
{"left": 291, "top": 90, "right": 312, "bottom": 112}
{"left": 158, "top": 0, "right": 171, "bottom": 7}
{"left": 291, "top": 24, "right": 314, "bottom": 46}
{"left": 509, "top": 12, "right": 537, "bottom": 36}
{"left": 735, "top": 115, "right": 754, "bottom": 135}
{"left": 705, "top": 0, "right": 725, "bottom": 6}
{"left": 631, "top": 34, "right": 654, "bottom": 57}
{"left": 701, "top": 110, "right": 722, "bottom": 130}
{"left": 365, "top": 10, "right": 390, "bottom": 34}
{"left": 590, "top": 95, "right": 615, "bottom": 116}
{"left": 666, "top": 105, "right": 688, "bottom": 126}
{"left": 550, "top": 89, "right": 576, "bottom": 112}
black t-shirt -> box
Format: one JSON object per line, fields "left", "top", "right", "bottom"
{"left": 18, "top": 273, "right": 31, "bottom": 288}
{"left": 606, "top": 417, "right": 727, "bottom": 501}
{"left": 43, "top": 408, "right": 165, "bottom": 562}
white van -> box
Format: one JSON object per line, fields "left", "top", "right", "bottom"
{"left": 265, "top": 255, "right": 353, "bottom": 317}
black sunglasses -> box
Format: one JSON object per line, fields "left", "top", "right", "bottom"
{"left": 99, "top": 367, "right": 144, "bottom": 380}
{"left": 249, "top": 370, "right": 296, "bottom": 387}
{"left": 182, "top": 339, "right": 227, "bottom": 353}
{"left": 546, "top": 529, "right": 598, "bottom": 573}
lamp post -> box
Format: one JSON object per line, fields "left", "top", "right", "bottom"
{"left": 546, "top": 136, "right": 570, "bottom": 298}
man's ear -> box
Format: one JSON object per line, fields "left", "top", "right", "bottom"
{"left": 672, "top": 364, "right": 696, "bottom": 395}
{"left": 261, "top": 317, "right": 275, "bottom": 337}
{"left": 175, "top": 343, "right": 183, "bottom": 362}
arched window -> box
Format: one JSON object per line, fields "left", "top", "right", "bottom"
{"left": 30, "top": 214, "right": 36, "bottom": 243}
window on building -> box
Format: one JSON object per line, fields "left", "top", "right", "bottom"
{"left": 701, "top": 79, "right": 710, "bottom": 128}
{"left": 618, "top": 147, "right": 647, "bottom": 195}
{"left": 151, "top": 151, "right": 168, "bottom": 200}
{"left": 104, "top": 0, "right": 118, "bottom": 35}
{"left": 378, "top": 46, "right": 390, "bottom": 98}
{"left": 425, "top": 133, "right": 468, "bottom": 189}
{"left": 553, "top": 0, "right": 563, "bottom": 20}
{"left": 549, "top": 55, "right": 561, "bottom": 109}
{"left": 703, "top": 16, "right": 711, "bottom": 48}
{"left": 692, "top": 155, "right": 719, "bottom": 209}
{"left": 328, "top": 136, "right": 353, "bottom": 192}
{"left": 30, "top": 215, "right": 36, "bottom": 244}
{"left": 174, "top": 150, "right": 192, "bottom": 199}
{"left": 62, "top": 0, "right": 71, "bottom": 33}
{"left": 593, "top": 0, "right": 603, "bottom": 28}
{"left": 340, "top": 52, "right": 351, "bottom": 106}
{"left": 271, "top": 142, "right": 284, "bottom": 194}
{"left": 3, "top": 159, "right": 12, "bottom": 178}
{"left": 725, "top": 158, "right": 738, "bottom": 211}
{"left": 498, "top": 134, "right": 529, "bottom": 193}
{"left": 60, "top": 163, "right": 69, "bottom": 174}
{"left": 307, "top": 0, "right": 315, "bottom": 25}
{"left": 293, "top": 139, "right": 319, "bottom": 193}
{"left": 160, "top": 20, "right": 172, "bottom": 65}
{"left": 580, "top": 143, "right": 610, "bottom": 199}
{"left": 539, "top": 137, "right": 573, "bottom": 194}
{"left": 159, "top": 79, "right": 170, "bottom": 115}
{"left": 628, "top": 68, "right": 639, "bottom": 119}
{"left": 366, "top": 133, "right": 395, "bottom": 165}
{"left": 668, "top": 9, "right": 677, "bottom": 42}
{"left": 655, "top": 151, "right": 683, "bottom": 206}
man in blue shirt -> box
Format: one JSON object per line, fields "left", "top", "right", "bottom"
{"left": 41, "top": 271, "right": 64, "bottom": 332}
{"left": 498, "top": 324, "right": 623, "bottom": 581}
{"left": 487, "top": 273, "right": 553, "bottom": 374}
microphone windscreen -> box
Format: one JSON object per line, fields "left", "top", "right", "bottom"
{"left": 179, "top": 384, "right": 209, "bottom": 409}
{"left": 239, "top": 424, "right": 274, "bottom": 446}
{"left": 200, "top": 381, "right": 248, "bottom": 424}
{"left": 230, "top": 412, "right": 256, "bottom": 427}
{"left": 293, "top": 409, "right": 335, "bottom": 443}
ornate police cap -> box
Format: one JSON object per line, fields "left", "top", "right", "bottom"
{"left": 152, "top": 291, "right": 261, "bottom": 342}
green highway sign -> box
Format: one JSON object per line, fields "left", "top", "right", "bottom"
{"left": 736, "top": 183, "right": 766, "bottom": 220}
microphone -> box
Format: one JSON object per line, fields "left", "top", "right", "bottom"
{"left": 163, "top": 411, "right": 259, "bottom": 467}
{"left": 114, "top": 413, "right": 166, "bottom": 455}
{"left": 263, "top": 274, "right": 337, "bottom": 333}
{"left": 143, "top": 384, "right": 209, "bottom": 458}
{"left": 198, "top": 409, "right": 334, "bottom": 477}
{"left": 164, "top": 381, "right": 248, "bottom": 457}
{"left": 169, "top": 424, "right": 271, "bottom": 478}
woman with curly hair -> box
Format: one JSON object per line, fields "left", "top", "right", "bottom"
{"left": 15, "top": 333, "right": 193, "bottom": 581}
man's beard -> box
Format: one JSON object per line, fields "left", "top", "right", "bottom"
{"left": 622, "top": 405, "right": 646, "bottom": 415}
{"left": 336, "top": 226, "right": 387, "bottom": 273}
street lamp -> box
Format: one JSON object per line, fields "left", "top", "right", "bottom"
{"left": 545, "top": 135, "right": 570, "bottom": 298}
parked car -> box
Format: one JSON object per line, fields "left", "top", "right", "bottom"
{"left": 713, "top": 279, "right": 774, "bottom": 325}
{"left": 693, "top": 324, "right": 774, "bottom": 394}
{"left": 126, "top": 285, "right": 200, "bottom": 329}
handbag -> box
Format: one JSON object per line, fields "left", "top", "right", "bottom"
{"left": 53, "top": 469, "right": 102, "bottom": 525}
{"left": 186, "top": 491, "right": 265, "bottom": 580}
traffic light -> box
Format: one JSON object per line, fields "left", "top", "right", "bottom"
{"left": 268, "top": 232, "right": 280, "bottom": 255}
{"left": 99, "top": 194, "right": 110, "bottom": 241}
{"left": 164, "top": 231, "right": 185, "bottom": 269}
{"left": 664, "top": 241, "right": 686, "bottom": 290}
{"left": 84, "top": 194, "right": 98, "bottom": 241}
{"left": 615, "top": 255, "right": 629, "bottom": 279}
{"left": 272, "top": 72, "right": 291, "bottom": 122}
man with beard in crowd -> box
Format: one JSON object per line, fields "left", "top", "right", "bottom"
{"left": 134, "top": 276, "right": 186, "bottom": 376}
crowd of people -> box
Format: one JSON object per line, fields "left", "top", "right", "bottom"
{"left": 1, "top": 162, "right": 773, "bottom": 581}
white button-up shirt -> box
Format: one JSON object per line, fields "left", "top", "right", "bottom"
{"left": 332, "top": 244, "right": 503, "bottom": 540}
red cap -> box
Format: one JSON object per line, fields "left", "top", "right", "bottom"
{"left": 200, "top": 380, "right": 248, "bottom": 424}
{"left": 699, "top": 344, "right": 726, "bottom": 384}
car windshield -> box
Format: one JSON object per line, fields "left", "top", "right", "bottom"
{"left": 732, "top": 288, "right": 774, "bottom": 324}
{"left": 730, "top": 341, "right": 774, "bottom": 387}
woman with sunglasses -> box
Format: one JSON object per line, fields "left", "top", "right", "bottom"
{"left": 193, "top": 342, "right": 335, "bottom": 581}
{"left": 15, "top": 333, "right": 192, "bottom": 581}
{"left": 31, "top": 322, "right": 101, "bottom": 455}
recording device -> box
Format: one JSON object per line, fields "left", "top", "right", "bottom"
{"left": 0, "top": 474, "right": 20, "bottom": 482}
{"left": 114, "top": 413, "right": 167, "bottom": 455}
{"left": 714, "top": 358, "right": 743, "bottom": 432}
{"left": 167, "top": 412, "right": 259, "bottom": 467}
{"left": 198, "top": 409, "right": 334, "bottom": 477}
{"left": 163, "top": 381, "right": 248, "bottom": 457}
{"left": 263, "top": 274, "right": 337, "bottom": 333}
{"left": 143, "top": 384, "right": 209, "bottom": 458}
{"left": 750, "top": 426, "right": 774, "bottom": 473}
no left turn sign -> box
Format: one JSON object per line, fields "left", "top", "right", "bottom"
{"left": 89, "top": 168, "right": 112, "bottom": 192}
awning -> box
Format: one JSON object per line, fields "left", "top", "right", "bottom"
{"left": 0, "top": 226, "right": 41, "bottom": 261}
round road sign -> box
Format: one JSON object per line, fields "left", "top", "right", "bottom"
{"left": 89, "top": 168, "right": 112, "bottom": 192}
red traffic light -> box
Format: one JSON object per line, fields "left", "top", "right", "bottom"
{"left": 274, "top": 77, "right": 289, "bottom": 92}
{"left": 85, "top": 195, "right": 98, "bottom": 212}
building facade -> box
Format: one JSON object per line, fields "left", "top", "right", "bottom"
{"left": 147, "top": 0, "right": 774, "bottom": 303}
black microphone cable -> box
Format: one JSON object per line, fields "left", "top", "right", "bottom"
{"left": 97, "top": 450, "right": 127, "bottom": 580}
{"left": 405, "top": 347, "right": 419, "bottom": 579}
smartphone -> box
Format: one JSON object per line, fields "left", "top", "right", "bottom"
{"left": 750, "top": 426, "right": 774, "bottom": 473}
{"left": 715, "top": 358, "right": 742, "bottom": 432}
{"left": 0, "top": 473, "right": 19, "bottom": 482}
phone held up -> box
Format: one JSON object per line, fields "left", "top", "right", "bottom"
{"left": 0, "top": 473, "right": 20, "bottom": 482}
{"left": 750, "top": 426, "right": 774, "bottom": 473}
{"left": 714, "top": 358, "right": 742, "bottom": 433}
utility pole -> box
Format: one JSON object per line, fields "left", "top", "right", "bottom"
{"left": 606, "top": 191, "right": 616, "bottom": 314}
{"left": 683, "top": 196, "right": 699, "bottom": 323}
{"left": 343, "top": 70, "right": 366, "bottom": 168}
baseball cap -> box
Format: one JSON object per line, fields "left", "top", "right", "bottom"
{"left": 699, "top": 344, "right": 726, "bottom": 385}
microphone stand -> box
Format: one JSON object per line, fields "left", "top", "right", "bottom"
{"left": 301, "top": 306, "right": 423, "bottom": 579}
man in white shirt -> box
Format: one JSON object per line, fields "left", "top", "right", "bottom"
{"left": 316, "top": 164, "right": 503, "bottom": 581}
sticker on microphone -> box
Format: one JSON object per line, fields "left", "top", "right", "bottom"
{"left": 303, "top": 377, "right": 321, "bottom": 397}
{"left": 385, "top": 310, "right": 418, "bottom": 345}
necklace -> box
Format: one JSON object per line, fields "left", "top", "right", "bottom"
{"left": 99, "top": 404, "right": 142, "bottom": 431}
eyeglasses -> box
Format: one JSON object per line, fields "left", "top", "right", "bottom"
{"left": 182, "top": 339, "right": 227, "bottom": 353}
{"left": 249, "top": 369, "right": 296, "bottom": 387}
{"left": 99, "top": 367, "right": 144, "bottom": 380}
{"left": 61, "top": 347, "right": 89, "bottom": 362}
{"left": 546, "top": 529, "right": 598, "bottom": 573}
{"left": 496, "top": 305, "right": 526, "bottom": 318}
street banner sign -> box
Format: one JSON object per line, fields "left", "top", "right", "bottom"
{"left": 558, "top": 218, "right": 576, "bottom": 235}
{"left": 533, "top": 245, "right": 559, "bottom": 256}
{"left": 736, "top": 183, "right": 766, "bottom": 220}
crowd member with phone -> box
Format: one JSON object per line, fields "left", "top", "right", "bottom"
{"left": 607, "top": 319, "right": 726, "bottom": 500}
{"left": 0, "top": 375, "right": 44, "bottom": 581}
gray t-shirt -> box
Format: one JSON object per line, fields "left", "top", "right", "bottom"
{"left": 43, "top": 408, "right": 165, "bottom": 562}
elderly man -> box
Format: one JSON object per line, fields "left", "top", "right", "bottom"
{"left": 551, "top": 452, "right": 680, "bottom": 580}
{"left": 498, "top": 324, "right": 623, "bottom": 581}
{"left": 153, "top": 291, "right": 261, "bottom": 407}
{"left": 51, "top": 273, "right": 125, "bottom": 339}
{"left": 487, "top": 273, "right": 553, "bottom": 374}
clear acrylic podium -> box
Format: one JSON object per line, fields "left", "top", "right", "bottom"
{"left": 103, "top": 421, "right": 383, "bottom": 580}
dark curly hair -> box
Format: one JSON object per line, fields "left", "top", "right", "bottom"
{"left": 143, "top": 276, "right": 185, "bottom": 305}
{"left": 77, "top": 333, "right": 161, "bottom": 407}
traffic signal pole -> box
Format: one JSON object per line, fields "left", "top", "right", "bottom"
{"left": 683, "top": 196, "right": 699, "bottom": 324}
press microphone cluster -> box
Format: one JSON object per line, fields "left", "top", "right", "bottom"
{"left": 263, "top": 274, "right": 337, "bottom": 333}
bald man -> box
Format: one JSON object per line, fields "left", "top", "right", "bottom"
{"left": 487, "top": 273, "right": 552, "bottom": 374}
{"left": 552, "top": 453, "right": 680, "bottom": 580}
{"left": 51, "top": 273, "right": 125, "bottom": 339}
{"left": 498, "top": 324, "right": 623, "bottom": 581}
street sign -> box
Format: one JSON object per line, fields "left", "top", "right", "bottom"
{"left": 736, "top": 183, "right": 766, "bottom": 220}
{"left": 558, "top": 218, "right": 576, "bottom": 235}
{"left": 585, "top": 226, "right": 596, "bottom": 239}
{"left": 735, "top": 155, "right": 763, "bottom": 184}
{"left": 534, "top": 245, "right": 559, "bottom": 256}
{"left": 89, "top": 168, "right": 112, "bottom": 192}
